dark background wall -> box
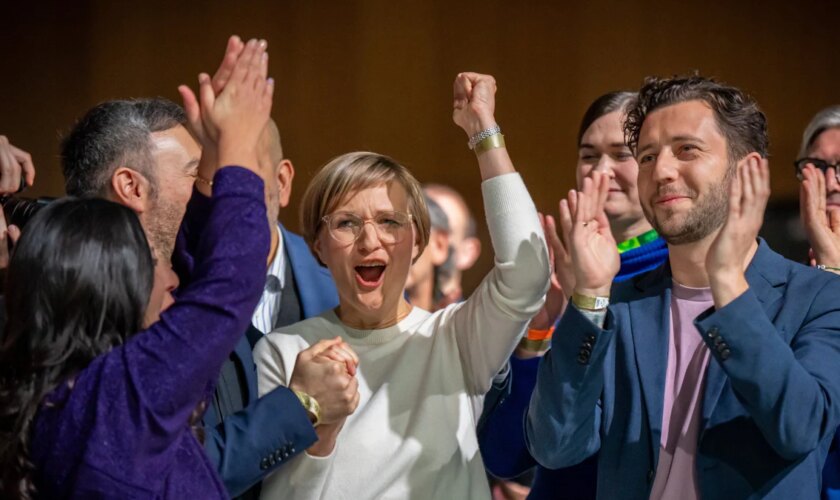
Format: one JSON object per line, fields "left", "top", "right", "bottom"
{"left": 2, "top": 1, "right": 837, "bottom": 291}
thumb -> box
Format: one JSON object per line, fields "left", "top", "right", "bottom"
{"left": 304, "top": 337, "right": 344, "bottom": 358}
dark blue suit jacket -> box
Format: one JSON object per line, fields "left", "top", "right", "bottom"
{"left": 527, "top": 240, "right": 840, "bottom": 499}
{"left": 202, "top": 225, "right": 338, "bottom": 497}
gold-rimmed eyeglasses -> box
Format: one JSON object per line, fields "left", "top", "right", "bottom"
{"left": 321, "top": 211, "right": 413, "bottom": 245}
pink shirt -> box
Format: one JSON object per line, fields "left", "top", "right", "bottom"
{"left": 649, "top": 281, "right": 713, "bottom": 500}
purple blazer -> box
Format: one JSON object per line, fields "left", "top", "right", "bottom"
{"left": 29, "top": 167, "right": 269, "bottom": 499}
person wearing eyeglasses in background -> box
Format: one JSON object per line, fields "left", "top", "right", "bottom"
{"left": 796, "top": 105, "right": 840, "bottom": 500}
{"left": 252, "top": 72, "right": 550, "bottom": 499}
{"left": 797, "top": 105, "right": 840, "bottom": 277}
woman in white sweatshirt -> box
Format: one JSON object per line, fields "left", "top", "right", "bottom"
{"left": 253, "top": 72, "right": 550, "bottom": 499}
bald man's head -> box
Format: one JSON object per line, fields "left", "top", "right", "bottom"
{"left": 258, "top": 119, "right": 295, "bottom": 226}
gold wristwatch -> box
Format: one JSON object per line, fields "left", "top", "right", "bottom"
{"left": 292, "top": 389, "right": 321, "bottom": 427}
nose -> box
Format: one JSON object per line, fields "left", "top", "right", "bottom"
{"left": 593, "top": 156, "right": 616, "bottom": 179}
{"left": 651, "top": 151, "right": 678, "bottom": 184}
{"left": 356, "top": 221, "right": 382, "bottom": 252}
{"left": 164, "top": 266, "right": 179, "bottom": 292}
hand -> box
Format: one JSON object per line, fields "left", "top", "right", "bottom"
{"left": 706, "top": 157, "right": 770, "bottom": 307}
{"left": 452, "top": 72, "right": 498, "bottom": 137}
{"left": 800, "top": 164, "right": 840, "bottom": 270}
{"left": 316, "top": 338, "right": 360, "bottom": 377}
{"left": 288, "top": 337, "right": 360, "bottom": 426}
{"left": 559, "top": 172, "right": 619, "bottom": 297}
{"left": 0, "top": 136, "right": 35, "bottom": 195}
{"left": 528, "top": 212, "right": 572, "bottom": 331}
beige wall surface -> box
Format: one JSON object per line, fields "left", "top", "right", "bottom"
{"left": 2, "top": 0, "right": 838, "bottom": 291}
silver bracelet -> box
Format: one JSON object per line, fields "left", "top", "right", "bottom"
{"left": 468, "top": 125, "right": 501, "bottom": 150}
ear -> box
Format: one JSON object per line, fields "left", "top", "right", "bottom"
{"left": 111, "top": 167, "right": 153, "bottom": 214}
{"left": 277, "top": 159, "right": 295, "bottom": 208}
{"left": 455, "top": 236, "right": 482, "bottom": 271}
{"left": 312, "top": 235, "right": 327, "bottom": 267}
{"left": 429, "top": 230, "right": 450, "bottom": 266}
{"left": 411, "top": 225, "right": 423, "bottom": 263}
{"left": 737, "top": 152, "right": 763, "bottom": 170}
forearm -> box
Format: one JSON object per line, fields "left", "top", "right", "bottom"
{"left": 526, "top": 305, "right": 610, "bottom": 469}
{"left": 479, "top": 356, "right": 540, "bottom": 478}
{"left": 451, "top": 173, "right": 550, "bottom": 392}
{"left": 203, "top": 386, "right": 318, "bottom": 497}
{"left": 694, "top": 286, "right": 840, "bottom": 459}
{"left": 124, "top": 167, "right": 269, "bottom": 411}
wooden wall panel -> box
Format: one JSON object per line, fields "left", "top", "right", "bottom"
{"left": 1, "top": 0, "right": 838, "bottom": 291}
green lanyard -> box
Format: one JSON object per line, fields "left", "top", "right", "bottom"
{"left": 616, "top": 229, "right": 659, "bottom": 254}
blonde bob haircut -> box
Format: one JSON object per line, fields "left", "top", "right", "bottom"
{"left": 300, "top": 152, "right": 431, "bottom": 262}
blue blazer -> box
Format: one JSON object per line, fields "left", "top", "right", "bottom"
{"left": 527, "top": 240, "right": 840, "bottom": 499}
{"left": 202, "top": 225, "right": 339, "bottom": 497}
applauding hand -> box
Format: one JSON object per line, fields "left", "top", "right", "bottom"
{"left": 800, "top": 164, "right": 840, "bottom": 273}
{"left": 559, "top": 172, "right": 619, "bottom": 298}
{"left": 706, "top": 157, "right": 770, "bottom": 307}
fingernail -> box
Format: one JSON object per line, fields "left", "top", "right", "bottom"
{"left": 259, "top": 39, "right": 268, "bottom": 48}
{"left": 267, "top": 77, "right": 274, "bottom": 85}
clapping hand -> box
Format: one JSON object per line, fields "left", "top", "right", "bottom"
{"left": 799, "top": 164, "right": 840, "bottom": 273}
{"left": 706, "top": 157, "right": 770, "bottom": 307}
{"left": 557, "top": 172, "right": 619, "bottom": 298}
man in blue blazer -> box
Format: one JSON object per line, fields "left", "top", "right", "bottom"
{"left": 526, "top": 75, "right": 840, "bottom": 499}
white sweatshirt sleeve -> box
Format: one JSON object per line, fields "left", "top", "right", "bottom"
{"left": 253, "top": 335, "right": 336, "bottom": 499}
{"left": 441, "top": 172, "right": 550, "bottom": 395}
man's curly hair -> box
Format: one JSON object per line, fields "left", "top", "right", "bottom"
{"left": 623, "top": 75, "right": 769, "bottom": 163}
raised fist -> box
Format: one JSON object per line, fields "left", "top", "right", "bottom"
{"left": 452, "top": 72, "right": 498, "bottom": 137}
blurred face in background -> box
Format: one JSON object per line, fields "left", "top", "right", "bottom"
{"left": 576, "top": 110, "right": 646, "bottom": 229}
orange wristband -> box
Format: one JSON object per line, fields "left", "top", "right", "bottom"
{"left": 526, "top": 325, "right": 555, "bottom": 341}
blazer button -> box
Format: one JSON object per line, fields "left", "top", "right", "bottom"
{"left": 716, "top": 342, "right": 729, "bottom": 353}
{"left": 587, "top": 334, "right": 596, "bottom": 343}
{"left": 577, "top": 353, "right": 589, "bottom": 365}
{"left": 260, "top": 458, "right": 269, "bottom": 470}
{"left": 720, "top": 348, "right": 731, "bottom": 360}
{"left": 582, "top": 341, "right": 593, "bottom": 350}
{"left": 706, "top": 327, "right": 720, "bottom": 338}
{"left": 290, "top": 446, "right": 296, "bottom": 454}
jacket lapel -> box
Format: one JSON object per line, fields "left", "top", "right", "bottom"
{"left": 629, "top": 264, "right": 673, "bottom": 462}
{"left": 281, "top": 225, "right": 338, "bottom": 318}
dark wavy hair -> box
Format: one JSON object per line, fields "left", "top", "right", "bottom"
{"left": 624, "top": 75, "right": 769, "bottom": 162}
{"left": 0, "top": 198, "right": 154, "bottom": 499}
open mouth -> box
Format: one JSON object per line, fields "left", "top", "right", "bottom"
{"left": 355, "top": 263, "right": 386, "bottom": 288}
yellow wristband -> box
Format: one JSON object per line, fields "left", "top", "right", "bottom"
{"left": 292, "top": 389, "right": 321, "bottom": 427}
{"left": 572, "top": 291, "right": 609, "bottom": 310}
{"left": 473, "top": 133, "right": 505, "bottom": 155}
{"left": 518, "top": 337, "right": 551, "bottom": 352}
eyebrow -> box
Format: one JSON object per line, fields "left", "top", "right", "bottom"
{"left": 579, "top": 142, "right": 630, "bottom": 150}
{"left": 637, "top": 134, "right": 707, "bottom": 156}
{"left": 184, "top": 158, "right": 200, "bottom": 172}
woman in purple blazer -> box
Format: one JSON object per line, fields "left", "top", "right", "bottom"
{"left": 0, "top": 38, "right": 273, "bottom": 499}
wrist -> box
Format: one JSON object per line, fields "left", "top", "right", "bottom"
{"left": 709, "top": 272, "right": 749, "bottom": 309}
{"left": 292, "top": 388, "right": 321, "bottom": 427}
{"left": 464, "top": 114, "right": 497, "bottom": 137}
{"left": 573, "top": 285, "right": 611, "bottom": 300}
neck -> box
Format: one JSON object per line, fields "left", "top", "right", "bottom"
{"left": 267, "top": 223, "right": 280, "bottom": 266}
{"left": 611, "top": 217, "right": 655, "bottom": 246}
{"left": 337, "top": 297, "right": 414, "bottom": 330}
{"left": 405, "top": 278, "right": 434, "bottom": 312}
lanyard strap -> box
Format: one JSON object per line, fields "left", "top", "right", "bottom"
{"left": 616, "top": 229, "right": 659, "bottom": 254}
